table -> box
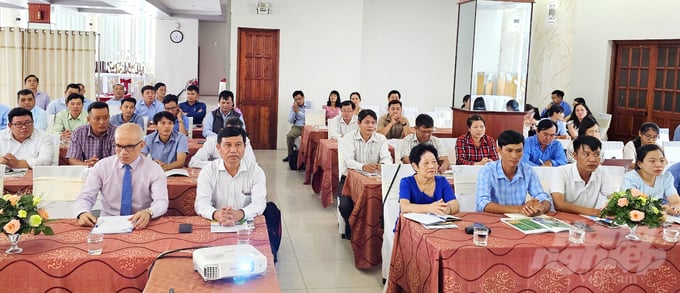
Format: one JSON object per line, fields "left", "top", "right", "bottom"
{"left": 298, "top": 126, "right": 328, "bottom": 185}
{"left": 0, "top": 216, "right": 278, "bottom": 292}
{"left": 387, "top": 212, "right": 680, "bottom": 293}
{"left": 146, "top": 125, "right": 205, "bottom": 139}
{"left": 58, "top": 139, "right": 203, "bottom": 167}
{"left": 313, "top": 139, "right": 339, "bottom": 208}
{"left": 3, "top": 169, "right": 200, "bottom": 216}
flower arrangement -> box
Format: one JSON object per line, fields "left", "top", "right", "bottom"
{"left": 600, "top": 188, "right": 664, "bottom": 228}
{"left": 0, "top": 194, "right": 53, "bottom": 236}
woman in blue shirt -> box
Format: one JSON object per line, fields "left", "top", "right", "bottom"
{"left": 622, "top": 144, "right": 680, "bottom": 214}
{"left": 399, "top": 143, "right": 459, "bottom": 215}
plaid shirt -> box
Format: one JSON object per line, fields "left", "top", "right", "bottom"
{"left": 455, "top": 132, "right": 498, "bottom": 165}
{"left": 66, "top": 124, "right": 116, "bottom": 161}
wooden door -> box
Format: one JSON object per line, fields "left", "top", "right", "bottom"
{"left": 609, "top": 41, "right": 680, "bottom": 141}
{"left": 237, "top": 28, "right": 279, "bottom": 149}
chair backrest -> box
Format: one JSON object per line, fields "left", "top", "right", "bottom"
{"left": 452, "top": 165, "right": 484, "bottom": 212}
{"left": 439, "top": 138, "right": 457, "bottom": 162}
{"left": 601, "top": 141, "right": 624, "bottom": 159}
{"left": 433, "top": 107, "right": 452, "bottom": 128}
{"left": 663, "top": 141, "right": 680, "bottom": 163}
{"left": 387, "top": 139, "right": 404, "bottom": 162}
{"left": 402, "top": 106, "right": 419, "bottom": 115}
{"left": 49, "top": 134, "right": 60, "bottom": 166}
{"left": 33, "top": 166, "right": 88, "bottom": 219}
{"left": 659, "top": 128, "right": 670, "bottom": 143}
{"left": 47, "top": 114, "right": 55, "bottom": 131}
{"left": 599, "top": 165, "right": 625, "bottom": 192}
{"left": 380, "top": 163, "right": 414, "bottom": 281}
{"left": 361, "top": 105, "right": 383, "bottom": 117}
{"left": 556, "top": 139, "right": 571, "bottom": 151}
{"left": 532, "top": 166, "right": 554, "bottom": 197}
{"left": 0, "top": 164, "right": 5, "bottom": 192}
{"left": 304, "top": 109, "right": 326, "bottom": 127}
{"left": 337, "top": 141, "right": 345, "bottom": 179}
{"left": 596, "top": 112, "right": 613, "bottom": 141}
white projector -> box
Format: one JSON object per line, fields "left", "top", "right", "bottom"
{"left": 193, "top": 244, "right": 268, "bottom": 281}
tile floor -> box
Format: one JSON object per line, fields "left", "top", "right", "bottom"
{"left": 253, "top": 149, "right": 384, "bottom": 293}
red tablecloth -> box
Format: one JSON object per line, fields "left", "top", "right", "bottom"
{"left": 58, "top": 139, "right": 202, "bottom": 167}
{"left": 387, "top": 212, "right": 680, "bottom": 293}
{"left": 3, "top": 169, "right": 200, "bottom": 216}
{"left": 0, "top": 216, "right": 275, "bottom": 292}
{"left": 313, "top": 139, "right": 339, "bottom": 208}
{"left": 298, "top": 126, "right": 328, "bottom": 182}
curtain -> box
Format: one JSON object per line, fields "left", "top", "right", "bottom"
{"left": 0, "top": 27, "right": 23, "bottom": 106}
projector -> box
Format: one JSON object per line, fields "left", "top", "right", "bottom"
{"left": 193, "top": 244, "right": 267, "bottom": 281}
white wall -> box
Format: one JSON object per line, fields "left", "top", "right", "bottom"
{"left": 571, "top": 0, "right": 680, "bottom": 116}
{"left": 199, "top": 21, "right": 228, "bottom": 96}
{"left": 155, "top": 18, "right": 199, "bottom": 96}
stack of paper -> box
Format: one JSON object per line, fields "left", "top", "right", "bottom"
{"left": 92, "top": 216, "right": 134, "bottom": 234}
{"left": 403, "top": 213, "right": 460, "bottom": 229}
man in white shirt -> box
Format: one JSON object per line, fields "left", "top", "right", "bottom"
{"left": 16, "top": 89, "right": 49, "bottom": 131}
{"left": 0, "top": 107, "right": 54, "bottom": 169}
{"left": 194, "top": 127, "right": 266, "bottom": 225}
{"left": 399, "top": 114, "right": 450, "bottom": 172}
{"left": 338, "top": 109, "right": 392, "bottom": 238}
{"left": 189, "top": 117, "right": 256, "bottom": 168}
{"left": 106, "top": 84, "right": 126, "bottom": 109}
{"left": 328, "top": 100, "right": 358, "bottom": 140}
{"left": 551, "top": 135, "right": 615, "bottom": 216}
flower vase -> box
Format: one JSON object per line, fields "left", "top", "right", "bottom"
{"left": 5, "top": 233, "right": 23, "bottom": 254}
{"left": 625, "top": 224, "right": 640, "bottom": 241}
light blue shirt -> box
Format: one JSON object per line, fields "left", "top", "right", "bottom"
{"left": 541, "top": 118, "right": 568, "bottom": 136}
{"left": 135, "top": 99, "right": 165, "bottom": 120}
{"left": 202, "top": 109, "right": 246, "bottom": 138}
{"left": 541, "top": 100, "right": 572, "bottom": 117}
{"left": 522, "top": 135, "right": 567, "bottom": 167}
{"left": 288, "top": 101, "right": 313, "bottom": 127}
{"left": 106, "top": 98, "right": 123, "bottom": 109}
{"left": 476, "top": 160, "right": 551, "bottom": 212}
{"left": 110, "top": 113, "right": 145, "bottom": 128}
{"left": 622, "top": 170, "right": 678, "bottom": 203}
{"left": 46, "top": 97, "right": 92, "bottom": 115}
{"left": 668, "top": 162, "right": 680, "bottom": 193}
{"left": 31, "top": 107, "right": 48, "bottom": 131}
{"left": 174, "top": 115, "right": 190, "bottom": 133}
{"left": 674, "top": 125, "right": 680, "bottom": 141}
{"left": 0, "top": 104, "right": 10, "bottom": 130}
{"left": 141, "top": 130, "right": 188, "bottom": 164}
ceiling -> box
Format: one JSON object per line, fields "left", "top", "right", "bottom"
{"left": 0, "top": 0, "right": 228, "bottom": 21}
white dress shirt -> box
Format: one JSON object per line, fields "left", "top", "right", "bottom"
{"left": 339, "top": 129, "right": 392, "bottom": 176}
{"left": 0, "top": 128, "right": 54, "bottom": 168}
{"left": 328, "top": 115, "right": 358, "bottom": 140}
{"left": 188, "top": 137, "right": 256, "bottom": 168}
{"left": 194, "top": 159, "right": 267, "bottom": 220}
{"left": 550, "top": 163, "right": 615, "bottom": 209}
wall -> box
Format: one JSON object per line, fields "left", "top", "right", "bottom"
{"left": 198, "top": 21, "right": 228, "bottom": 96}
{"left": 155, "top": 18, "right": 199, "bottom": 96}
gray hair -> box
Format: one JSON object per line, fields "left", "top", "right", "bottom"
{"left": 115, "top": 123, "right": 144, "bottom": 141}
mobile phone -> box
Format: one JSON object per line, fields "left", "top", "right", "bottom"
{"left": 594, "top": 220, "right": 619, "bottom": 229}
{"left": 179, "top": 223, "right": 193, "bottom": 233}
{"left": 465, "top": 223, "right": 491, "bottom": 234}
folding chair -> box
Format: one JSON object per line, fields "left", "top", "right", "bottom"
{"left": 380, "top": 163, "right": 414, "bottom": 281}
{"left": 33, "top": 166, "right": 91, "bottom": 219}
{"left": 452, "top": 165, "right": 484, "bottom": 212}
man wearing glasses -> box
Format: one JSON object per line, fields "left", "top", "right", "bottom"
{"left": 522, "top": 119, "right": 567, "bottom": 167}
{"left": 0, "top": 107, "right": 54, "bottom": 168}
{"left": 66, "top": 102, "right": 116, "bottom": 167}
{"left": 399, "top": 114, "right": 450, "bottom": 172}
{"left": 73, "top": 123, "right": 168, "bottom": 229}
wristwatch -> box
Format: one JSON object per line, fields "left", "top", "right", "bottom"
{"left": 145, "top": 208, "right": 153, "bottom": 217}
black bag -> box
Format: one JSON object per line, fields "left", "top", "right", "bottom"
{"left": 263, "top": 202, "right": 282, "bottom": 263}
{"left": 288, "top": 145, "right": 304, "bottom": 170}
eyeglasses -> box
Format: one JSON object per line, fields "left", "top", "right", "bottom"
{"left": 115, "top": 141, "right": 143, "bottom": 152}
{"left": 643, "top": 133, "right": 658, "bottom": 140}
{"left": 10, "top": 120, "right": 33, "bottom": 128}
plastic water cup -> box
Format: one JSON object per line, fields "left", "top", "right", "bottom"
{"left": 663, "top": 228, "right": 680, "bottom": 242}
{"left": 569, "top": 225, "right": 586, "bottom": 244}
{"left": 87, "top": 232, "right": 104, "bottom": 255}
{"left": 237, "top": 226, "right": 251, "bottom": 244}
{"left": 473, "top": 226, "right": 489, "bottom": 246}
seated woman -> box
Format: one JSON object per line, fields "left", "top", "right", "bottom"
{"left": 455, "top": 114, "right": 498, "bottom": 165}
{"left": 523, "top": 104, "right": 541, "bottom": 137}
{"left": 350, "top": 92, "right": 362, "bottom": 115}
{"left": 460, "top": 94, "right": 471, "bottom": 110}
{"left": 399, "top": 143, "right": 459, "bottom": 215}
{"left": 322, "top": 90, "right": 341, "bottom": 121}
{"left": 566, "top": 103, "right": 594, "bottom": 139}
{"left": 623, "top": 122, "right": 660, "bottom": 161}
{"left": 566, "top": 116, "right": 600, "bottom": 163}
{"left": 506, "top": 99, "right": 520, "bottom": 112}
{"left": 622, "top": 144, "right": 680, "bottom": 215}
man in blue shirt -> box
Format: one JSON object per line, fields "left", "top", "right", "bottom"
{"left": 141, "top": 111, "right": 188, "bottom": 171}
{"left": 135, "top": 85, "right": 164, "bottom": 120}
{"left": 283, "top": 90, "right": 312, "bottom": 162}
{"left": 179, "top": 85, "right": 207, "bottom": 125}
{"left": 476, "top": 130, "right": 552, "bottom": 215}
{"left": 16, "top": 89, "right": 48, "bottom": 131}
{"left": 47, "top": 84, "right": 91, "bottom": 115}
{"left": 541, "top": 89, "right": 571, "bottom": 117}
{"left": 162, "top": 94, "right": 189, "bottom": 136}
{"left": 522, "top": 119, "right": 567, "bottom": 167}
{"left": 0, "top": 104, "right": 9, "bottom": 130}
{"left": 110, "top": 98, "right": 145, "bottom": 128}
{"left": 203, "top": 90, "right": 245, "bottom": 138}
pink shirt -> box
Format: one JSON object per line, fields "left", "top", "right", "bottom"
{"left": 73, "top": 155, "right": 168, "bottom": 217}
{"left": 323, "top": 105, "right": 340, "bottom": 120}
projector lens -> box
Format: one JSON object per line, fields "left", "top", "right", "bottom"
{"left": 239, "top": 261, "right": 254, "bottom": 272}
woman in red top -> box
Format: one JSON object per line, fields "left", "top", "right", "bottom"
{"left": 455, "top": 114, "right": 499, "bottom": 165}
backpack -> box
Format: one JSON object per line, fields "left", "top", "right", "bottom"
{"left": 263, "top": 202, "right": 282, "bottom": 263}
{"left": 288, "top": 145, "right": 304, "bottom": 170}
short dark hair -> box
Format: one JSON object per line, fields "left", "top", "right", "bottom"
{"left": 573, "top": 97, "right": 586, "bottom": 105}
{"left": 327, "top": 90, "right": 341, "bottom": 107}
{"left": 387, "top": 100, "right": 402, "bottom": 108}
{"left": 537, "top": 119, "right": 556, "bottom": 132}
{"left": 153, "top": 111, "right": 176, "bottom": 124}
{"left": 341, "top": 100, "right": 355, "bottom": 110}
{"left": 548, "top": 105, "right": 564, "bottom": 117}
{"left": 162, "top": 94, "right": 179, "bottom": 105}
{"left": 506, "top": 100, "right": 519, "bottom": 111}
{"left": 17, "top": 89, "right": 34, "bottom": 100}
{"left": 219, "top": 90, "right": 234, "bottom": 102}
{"left": 577, "top": 116, "right": 599, "bottom": 137}
{"left": 141, "top": 85, "right": 155, "bottom": 94}
{"left": 573, "top": 135, "right": 601, "bottom": 153}
{"left": 187, "top": 85, "right": 199, "bottom": 93}
{"left": 153, "top": 82, "right": 166, "bottom": 91}
{"left": 66, "top": 93, "right": 85, "bottom": 104}
{"left": 409, "top": 143, "right": 439, "bottom": 166}
{"left": 358, "top": 109, "right": 377, "bottom": 122}
{"left": 24, "top": 74, "right": 38, "bottom": 83}
{"left": 552, "top": 90, "right": 565, "bottom": 98}
{"left": 415, "top": 114, "right": 434, "bottom": 128}
{"left": 497, "top": 130, "right": 524, "bottom": 148}
{"left": 121, "top": 97, "right": 137, "bottom": 106}
{"left": 473, "top": 97, "right": 486, "bottom": 111}
{"left": 635, "top": 144, "right": 664, "bottom": 170}
{"left": 218, "top": 126, "right": 247, "bottom": 144}
{"left": 466, "top": 114, "right": 485, "bottom": 128}
{"left": 8, "top": 107, "right": 32, "bottom": 124}
{"left": 639, "top": 122, "right": 660, "bottom": 134}
{"left": 350, "top": 92, "right": 361, "bottom": 100}
{"left": 387, "top": 90, "right": 401, "bottom": 99}
{"left": 87, "top": 101, "right": 109, "bottom": 113}
{"left": 65, "top": 83, "right": 80, "bottom": 92}
{"left": 224, "top": 117, "right": 244, "bottom": 128}
{"left": 292, "top": 90, "right": 304, "bottom": 98}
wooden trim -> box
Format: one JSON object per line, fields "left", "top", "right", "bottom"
{"left": 607, "top": 42, "right": 619, "bottom": 115}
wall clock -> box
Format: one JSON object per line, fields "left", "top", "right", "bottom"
{"left": 170, "top": 30, "right": 184, "bottom": 43}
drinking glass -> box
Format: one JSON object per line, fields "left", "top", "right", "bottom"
{"left": 569, "top": 225, "right": 586, "bottom": 244}
{"left": 237, "top": 226, "right": 251, "bottom": 244}
{"left": 473, "top": 226, "right": 489, "bottom": 246}
{"left": 87, "top": 232, "right": 104, "bottom": 255}
{"left": 663, "top": 227, "right": 680, "bottom": 242}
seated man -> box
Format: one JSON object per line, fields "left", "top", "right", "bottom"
{"left": 328, "top": 100, "right": 358, "bottom": 140}
{"left": 0, "top": 107, "right": 54, "bottom": 168}
{"left": 283, "top": 90, "right": 311, "bottom": 162}
{"left": 105, "top": 84, "right": 126, "bottom": 109}
{"left": 47, "top": 83, "right": 91, "bottom": 115}
{"left": 141, "top": 111, "right": 188, "bottom": 171}
{"left": 66, "top": 102, "right": 116, "bottom": 167}
{"left": 545, "top": 105, "right": 569, "bottom": 139}
{"left": 135, "top": 85, "right": 164, "bottom": 120}
{"left": 522, "top": 119, "right": 567, "bottom": 167}
{"left": 541, "top": 89, "right": 572, "bottom": 118}
{"left": 551, "top": 136, "right": 614, "bottom": 216}
{"left": 73, "top": 123, "right": 168, "bottom": 229}
{"left": 109, "top": 97, "right": 145, "bottom": 128}
{"left": 400, "top": 114, "right": 450, "bottom": 172}
{"left": 52, "top": 93, "right": 88, "bottom": 136}
{"left": 476, "top": 130, "right": 552, "bottom": 216}
{"left": 154, "top": 82, "right": 167, "bottom": 103}
{"left": 189, "top": 117, "right": 256, "bottom": 168}
{"left": 162, "top": 94, "right": 189, "bottom": 136}
{"left": 179, "top": 85, "right": 207, "bottom": 125}
{"left": 16, "top": 89, "right": 48, "bottom": 131}
{"left": 0, "top": 103, "right": 9, "bottom": 130}
{"left": 377, "top": 100, "right": 411, "bottom": 139}
{"left": 338, "top": 109, "right": 392, "bottom": 238}
{"left": 204, "top": 90, "right": 246, "bottom": 138}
